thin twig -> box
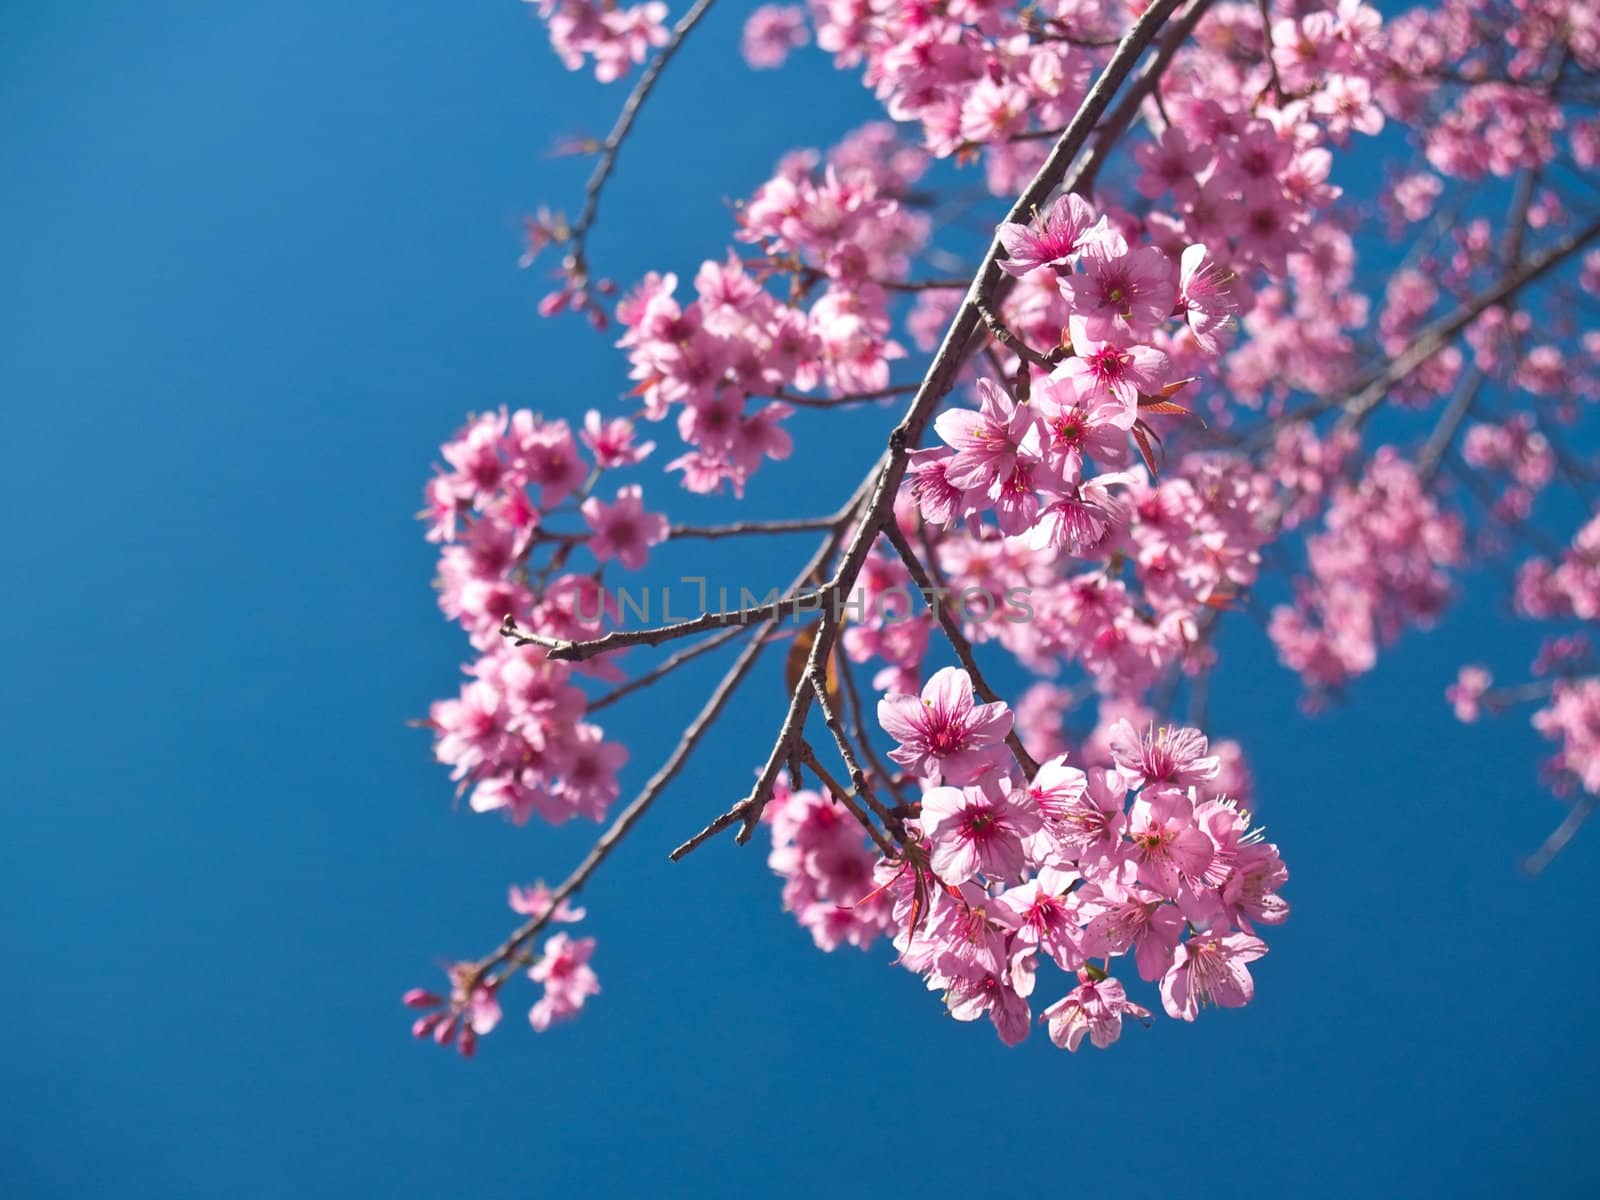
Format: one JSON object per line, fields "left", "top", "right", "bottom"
{"left": 502, "top": 593, "right": 823, "bottom": 661}
{"left": 585, "top": 622, "right": 754, "bottom": 714}
{"left": 768, "top": 384, "right": 919, "bottom": 408}
{"left": 669, "top": 515, "right": 842, "bottom": 540}
{"left": 977, "top": 302, "right": 1059, "bottom": 369}
{"left": 564, "top": 0, "right": 718, "bottom": 280}
{"left": 798, "top": 742, "right": 897, "bottom": 857}
{"left": 1522, "top": 795, "right": 1597, "bottom": 876}
{"left": 806, "top": 616, "right": 898, "bottom": 830}
{"left": 465, "top": 610, "right": 775, "bottom": 991}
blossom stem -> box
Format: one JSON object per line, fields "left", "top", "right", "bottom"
{"left": 565, "top": 0, "right": 719, "bottom": 279}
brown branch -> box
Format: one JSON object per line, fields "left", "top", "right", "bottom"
{"left": 585, "top": 622, "right": 754, "bottom": 714}
{"left": 564, "top": 0, "right": 718, "bottom": 280}
{"left": 1068, "top": 0, "right": 1217, "bottom": 196}
{"left": 465, "top": 609, "right": 775, "bottom": 992}
{"left": 501, "top": 593, "right": 823, "bottom": 661}
{"left": 977, "top": 302, "right": 1060, "bottom": 369}
{"left": 797, "top": 742, "right": 897, "bottom": 857}
{"left": 1416, "top": 170, "right": 1540, "bottom": 484}
{"left": 669, "top": 515, "right": 841, "bottom": 540}
{"left": 805, "top": 616, "right": 899, "bottom": 831}
{"left": 1332, "top": 215, "right": 1600, "bottom": 430}
{"left": 768, "top": 384, "right": 920, "bottom": 408}
{"left": 835, "top": 649, "right": 911, "bottom": 807}
{"left": 1522, "top": 795, "right": 1597, "bottom": 876}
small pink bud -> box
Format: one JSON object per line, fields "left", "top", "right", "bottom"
{"left": 411, "top": 1013, "right": 444, "bottom": 1040}
{"left": 403, "top": 988, "right": 442, "bottom": 1009}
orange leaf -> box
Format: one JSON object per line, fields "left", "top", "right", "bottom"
{"left": 1130, "top": 420, "right": 1163, "bottom": 478}
{"left": 786, "top": 620, "right": 842, "bottom": 709}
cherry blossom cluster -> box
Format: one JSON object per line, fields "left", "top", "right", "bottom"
{"left": 612, "top": 123, "right": 930, "bottom": 494}
{"left": 422, "top": 407, "right": 666, "bottom": 826}
{"left": 405, "top": 884, "right": 597, "bottom": 1056}
{"left": 766, "top": 667, "right": 1286, "bottom": 1048}
{"left": 524, "top": 0, "right": 670, "bottom": 82}
{"left": 1270, "top": 448, "right": 1463, "bottom": 703}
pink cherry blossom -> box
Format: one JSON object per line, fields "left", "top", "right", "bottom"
{"left": 1160, "top": 931, "right": 1267, "bottom": 1022}
{"left": 580, "top": 484, "right": 669, "bottom": 570}
{"left": 1042, "top": 973, "right": 1151, "bottom": 1051}
{"left": 528, "top": 933, "right": 600, "bottom": 1031}
{"left": 919, "top": 776, "right": 1042, "bottom": 884}
{"left": 876, "top": 666, "right": 1014, "bottom": 784}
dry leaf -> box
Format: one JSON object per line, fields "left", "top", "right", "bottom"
{"left": 786, "top": 620, "right": 842, "bottom": 708}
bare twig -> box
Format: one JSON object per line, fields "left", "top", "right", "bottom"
{"left": 977, "top": 302, "right": 1059, "bottom": 369}
{"left": 768, "top": 383, "right": 920, "bottom": 408}
{"left": 669, "top": 515, "right": 842, "bottom": 540}
{"left": 564, "top": 0, "right": 718, "bottom": 281}
{"left": 502, "top": 594, "right": 822, "bottom": 661}
{"left": 585, "top": 622, "right": 754, "bottom": 714}
{"left": 466, "top": 610, "right": 775, "bottom": 991}
{"left": 1522, "top": 795, "right": 1597, "bottom": 876}
{"left": 1333, "top": 215, "right": 1600, "bottom": 430}
{"left": 798, "top": 742, "right": 897, "bottom": 857}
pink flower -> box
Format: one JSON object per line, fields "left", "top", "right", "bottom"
{"left": 1079, "top": 869, "right": 1186, "bottom": 981}
{"left": 1031, "top": 762, "right": 1126, "bottom": 863}
{"left": 919, "top": 776, "right": 1041, "bottom": 884}
{"left": 997, "top": 192, "right": 1098, "bottom": 277}
{"left": 510, "top": 413, "right": 587, "bottom": 507}
{"left": 877, "top": 666, "right": 1014, "bottom": 784}
{"left": 1057, "top": 336, "right": 1169, "bottom": 422}
{"left": 1127, "top": 791, "right": 1217, "bottom": 898}
{"left": 944, "top": 967, "right": 1032, "bottom": 1046}
{"left": 528, "top": 933, "right": 600, "bottom": 1031}
{"left": 1042, "top": 973, "right": 1151, "bottom": 1051}
{"left": 995, "top": 872, "right": 1084, "bottom": 971}
{"left": 580, "top": 410, "right": 654, "bottom": 467}
{"left": 906, "top": 447, "right": 968, "bottom": 528}
{"left": 933, "top": 377, "right": 1044, "bottom": 493}
{"left": 1133, "top": 126, "right": 1208, "bottom": 200}
{"left": 1058, "top": 236, "right": 1176, "bottom": 342}
{"left": 581, "top": 484, "right": 668, "bottom": 570}
{"left": 1176, "top": 243, "right": 1239, "bottom": 355}
{"left": 508, "top": 881, "right": 586, "bottom": 923}
{"left": 1106, "top": 719, "right": 1221, "bottom": 792}
{"left": 1032, "top": 372, "right": 1130, "bottom": 482}
{"left": 1447, "top": 665, "right": 1492, "bottom": 723}
{"left": 741, "top": 6, "right": 809, "bottom": 69}
{"left": 1160, "top": 931, "right": 1267, "bottom": 1021}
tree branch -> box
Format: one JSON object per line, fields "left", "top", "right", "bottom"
{"left": 564, "top": 0, "right": 718, "bottom": 281}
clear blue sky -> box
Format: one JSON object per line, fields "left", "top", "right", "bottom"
{"left": 2, "top": 3, "right": 1595, "bottom": 1197}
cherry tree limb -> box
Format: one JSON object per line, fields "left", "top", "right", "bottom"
{"left": 564, "top": 0, "right": 718, "bottom": 281}
{"left": 467, "top": 608, "right": 775, "bottom": 993}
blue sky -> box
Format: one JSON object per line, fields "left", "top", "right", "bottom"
{"left": 2, "top": 2, "right": 1596, "bottom": 1197}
